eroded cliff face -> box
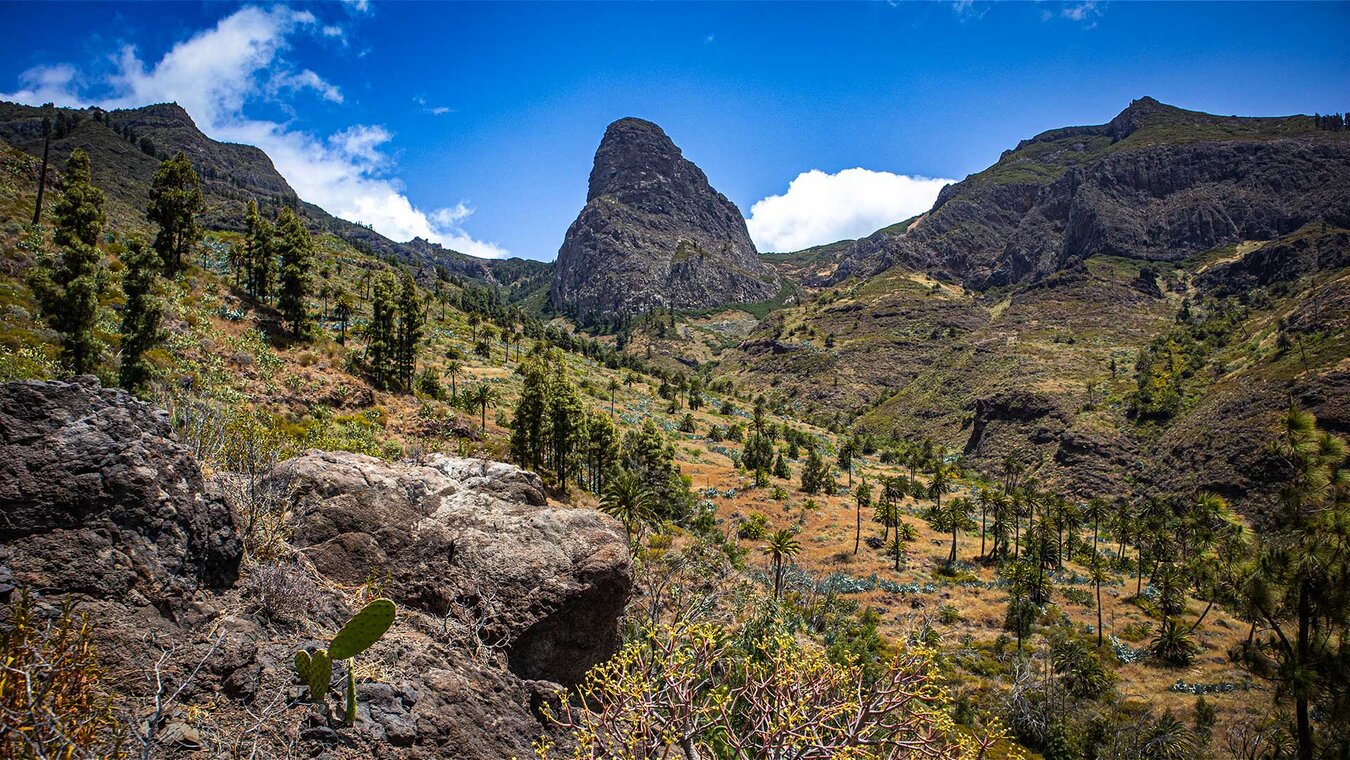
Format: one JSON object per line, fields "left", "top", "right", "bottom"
{"left": 0, "top": 379, "right": 632, "bottom": 758}
{"left": 823, "top": 98, "right": 1350, "bottom": 289}
{"left": 550, "top": 117, "right": 778, "bottom": 322}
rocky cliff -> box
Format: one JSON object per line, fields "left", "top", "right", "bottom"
{"left": 822, "top": 97, "right": 1350, "bottom": 289}
{"left": 549, "top": 118, "right": 779, "bottom": 323}
{"left": 0, "top": 378, "right": 632, "bottom": 758}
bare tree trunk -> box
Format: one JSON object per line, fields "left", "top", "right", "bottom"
{"left": 32, "top": 130, "right": 50, "bottom": 225}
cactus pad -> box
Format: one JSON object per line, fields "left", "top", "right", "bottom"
{"left": 295, "top": 648, "right": 332, "bottom": 703}
{"left": 294, "top": 650, "right": 312, "bottom": 681}
{"left": 328, "top": 598, "right": 396, "bottom": 660}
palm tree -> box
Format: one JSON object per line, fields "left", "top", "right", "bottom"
{"left": 1089, "top": 553, "right": 1109, "bottom": 648}
{"left": 927, "top": 495, "right": 973, "bottom": 564}
{"left": 467, "top": 383, "right": 496, "bottom": 429}
{"left": 853, "top": 479, "right": 872, "bottom": 555}
{"left": 1236, "top": 406, "right": 1349, "bottom": 760}
{"left": 607, "top": 377, "right": 621, "bottom": 418}
{"left": 838, "top": 439, "right": 856, "bottom": 488}
{"left": 892, "top": 520, "right": 917, "bottom": 572}
{"left": 763, "top": 528, "right": 801, "bottom": 601}
{"left": 1083, "top": 497, "right": 1108, "bottom": 559}
{"left": 928, "top": 457, "right": 953, "bottom": 515}
{"left": 601, "top": 468, "right": 656, "bottom": 545}
{"left": 445, "top": 358, "right": 463, "bottom": 402}
{"left": 976, "top": 487, "right": 995, "bottom": 558}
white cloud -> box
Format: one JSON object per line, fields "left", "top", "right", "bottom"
{"left": 0, "top": 5, "right": 507, "bottom": 258}
{"left": 746, "top": 168, "right": 953, "bottom": 253}
{"left": 270, "top": 69, "right": 344, "bottom": 103}
{"left": 4, "top": 64, "right": 83, "bottom": 106}
{"left": 950, "top": 0, "right": 988, "bottom": 22}
{"left": 1059, "top": 2, "right": 1102, "bottom": 27}
{"left": 412, "top": 94, "right": 454, "bottom": 116}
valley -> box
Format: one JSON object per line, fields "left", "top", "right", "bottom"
{"left": 0, "top": 91, "right": 1346, "bottom": 760}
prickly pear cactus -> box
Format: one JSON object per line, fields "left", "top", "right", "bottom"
{"left": 293, "top": 648, "right": 332, "bottom": 703}
{"left": 328, "top": 598, "right": 396, "bottom": 660}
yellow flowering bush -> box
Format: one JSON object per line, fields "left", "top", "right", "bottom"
{"left": 538, "top": 622, "right": 1008, "bottom": 759}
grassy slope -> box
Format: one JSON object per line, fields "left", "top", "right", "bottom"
{"left": 968, "top": 99, "right": 1328, "bottom": 186}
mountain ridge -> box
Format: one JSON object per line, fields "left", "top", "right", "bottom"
{"left": 0, "top": 99, "right": 541, "bottom": 287}
{"left": 812, "top": 97, "right": 1350, "bottom": 291}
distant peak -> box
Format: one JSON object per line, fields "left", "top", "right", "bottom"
{"left": 599, "top": 117, "right": 675, "bottom": 148}
{"left": 588, "top": 117, "right": 685, "bottom": 201}
{"left": 119, "top": 102, "right": 199, "bottom": 130}
{"left": 1106, "top": 96, "right": 1180, "bottom": 139}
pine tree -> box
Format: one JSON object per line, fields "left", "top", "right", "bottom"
{"left": 395, "top": 271, "right": 423, "bottom": 387}
{"left": 584, "top": 410, "right": 620, "bottom": 493}
{"left": 622, "top": 418, "right": 692, "bottom": 522}
{"left": 32, "top": 148, "right": 106, "bottom": 375}
{"left": 118, "top": 239, "right": 163, "bottom": 392}
{"left": 510, "top": 355, "right": 550, "bottom": 470}
{"left": 1236, "top": 407, "right": 1349, "bottom": 760}
{"left": 365, "top": 272, "right": 398, "bottom": 387}
{"left": 274, "top": 207, "right": 313, "bottom": 339}
{"left": 838, "top": 438, "right": 856, "bottom": 488}
{"left": 547, "top": 359, "right": 587, "bottom": 491}
{"left": 800, "top": 447, "right": 834, "bottom": 495}
{"left": 244, "top": 201, "right": 275, "bottom": 300}
{"left": 146, "top": 152, "right": 204, "bottom": 276}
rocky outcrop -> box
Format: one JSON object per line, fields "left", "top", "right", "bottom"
{"left": 550, "top": 117, "right": 779, "bottom": 322}
{"left": 0, "top": 377, "right": 241, "bottom": 600}
{"left": 961, "top": 390, "right": 1142, "bottom": 499}
{"left": 0, "top": 379, "right": 632, "bottom": 758}
{"left": 274, "top": 450, "right": 631, "bottom": 686}
{"left": 1197, "top": 227, "right": 1350, "bottom": 296}
{"left": 824, "top": 98, "right": 1350, "bottom": 290}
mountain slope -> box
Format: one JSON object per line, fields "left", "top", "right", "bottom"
{"left": 0, "top": 101, "right": 537, "bottom": 287}
{"left": 821, "top": 97, "right": 1350, "bottom": 290}
{"left": 550, "top": 118, "right": 779, "bottom": 324}
{"left": 723, "top": 99, "right": 1350, "bottom": 516}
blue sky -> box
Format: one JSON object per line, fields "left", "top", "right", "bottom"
{"left": 0, "top": 1, "right": 1346, "bottom": 260}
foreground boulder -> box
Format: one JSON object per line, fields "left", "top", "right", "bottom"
{"left": 0, "top": 379, "right": 632, "bottom": 758}
{"left": 274, "top": 450, "right": 632, "bottom": 686}
{"left": 0, "top": 376, "right": 241, "bottom": 602}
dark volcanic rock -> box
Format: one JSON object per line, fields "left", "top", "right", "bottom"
{"left": 550, "top": 117, "right": 778, "bottom": 322}
{"left": 1197, "top": 228, "right": 1350, "bottom": 296}
{"left": 963, "top": 390, "right": 1068, "bottom": 456}
{"left": 0, "top": 380, "right": 632, "bottom": 758}
{"left": 0, "top": 376, "right": 241, "bottom": 599}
